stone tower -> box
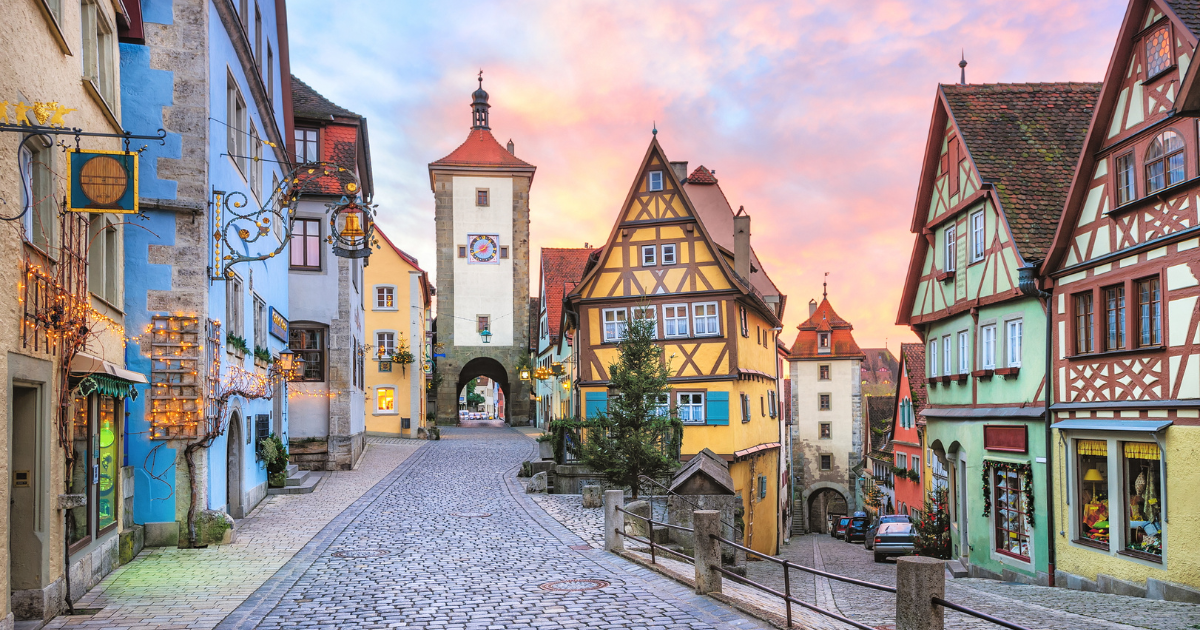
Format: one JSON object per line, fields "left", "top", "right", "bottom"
{"left": 429, "top": 78, "right": 535, "bottom": 425}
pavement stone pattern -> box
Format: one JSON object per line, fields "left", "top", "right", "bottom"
{"left": 46, "top": 437, "right": 425, "bottom": 630}
{"left": 530, "top": 493, "right": 605, "bottom": 548}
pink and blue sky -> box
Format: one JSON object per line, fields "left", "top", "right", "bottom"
{"left": 287, "top": 0, "right": 1129, "bottom": 350}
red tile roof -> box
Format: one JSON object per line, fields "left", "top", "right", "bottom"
{"left": 430, "top": 128, "right": 535, "bottom": 169}
{"left": 788, "top": 298, "right": 863, "bottom": 359}
{"left": 373, "top": 226, "right": 433, "bottom": 307}
{"left": 860, "top": 347, "right": 898, "bottom": 391}
{"left": 540, "top": 247, "right": 595, "bottom": 342}
{"left": 687, "top": 165, "right": 717, "bottom": 184}
{"left": 899, "top": 342, "right": 927, "bottom": 421}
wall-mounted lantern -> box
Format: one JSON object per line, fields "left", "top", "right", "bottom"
{"left": 519, "top": 368, "right": 531, "bottom": 381}
{"left": 480, "top": 327, "right": 493, "bottom": 344}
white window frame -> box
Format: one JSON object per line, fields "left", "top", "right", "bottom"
{"left": 1006, "top": 319, "right": 1023, "bottom": 368}
{"left": 249, "top": 121, "right": 262, "bottom": 201}
{"left": 981, "top": 324, "right": 996, "bottom": 370}
{"left": 81, "top": 0, "right": 116, "bottom": 107}
{"left": 912, "top": 455, "right": 920, "bottom": 472}
{"left": 929, "top": 338, "right": 939, "bottom": 377}
{"left": 374, "top": 284, "right": 397, "bottom": 310}
{"left": 944, "top": 224, "right": 957, "bottom": 272}
{"left": 957, "top": 331, "right": 968, "bottom": 375}
{"left": 692, "top": 302, "right": 720, "bottom": 337}
{"left": 295, "top": 127, "right": 318, "bottom": 163}
{"left": 942, "top": 335, "right": 951, "bottom": 378}
{"left": 226, "top": 272, "right": 245, "bottom": 341}
{"left": 641, "top": 245, "right": 656, "bottom": 267}
{"left": 661, "top": 243, "right": 677, "bottom": 265}
{"left": 632, "top": 305, "right": 658, "bottom": 338}
{"left": 375, "top": 330, "right": 396, "bottom": 358}
{"left": 663, "top": 304, "right": 689, "bottom": 338}
{"left": 678, "top": 391, "right": 704, "bottom": 424}
{"left": 970, "top": 210, "right": 985, "bottom": 262}
{"left": 602, "top": 308, "right": 628, "bottom": 343}
{"left": 227, "top": 73, "right": 247, "bottom": 176}
{"left": 252, "top": 293, "right": 266, "bottom": 349}
{"left": 374, "top": 386, "right": 397, "bottom": 415}
{"left": 648, "top": 170, "right": 663, "bottom": 191}
{"left": 897, "top": 453, "right": 908, "bottom": 469}
{"left": 87, "top": 213, "right": 120, "bottom": 306}
{"left": 818, "top": 332, "right": 830, "bottom": 353}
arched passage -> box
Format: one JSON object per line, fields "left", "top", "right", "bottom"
{"left": 807, "top": 487, "right": 848, "bottom": 534}
{"left": 455, "top": 357, "right": 511, "bottom": 425}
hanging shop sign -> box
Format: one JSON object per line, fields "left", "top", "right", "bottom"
{"left": 1, "top": 100, "right": 77, "bottom": 127}
{"left": 269, "top": 306, "right": 289, "bottom": 341}
{"left": 67, "top": 149, "right": 139, "bottom": 214}
{"left": 467, "top": 234, "right": 500, "bottom": 264}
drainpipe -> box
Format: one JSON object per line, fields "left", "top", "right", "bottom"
{"left": 1018, "top": 264, "right": 1055, "bottom": 587}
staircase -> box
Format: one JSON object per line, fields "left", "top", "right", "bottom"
{"left": 267, "top": 464, "right": 324, "bottom": 495}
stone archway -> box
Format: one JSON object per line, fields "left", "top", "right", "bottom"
{"left": 454, "top": 357, "right": 511, "bottom": 425}
{"left": 807, "top": 487, "right": 848, "bottom": 534}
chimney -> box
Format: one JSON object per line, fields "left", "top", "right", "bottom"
{"left": 809, "top": 299, "right": 818, "bottom": 316}
{"left": 670, "top": 161, "right": 688, "bottom": 183}
{"left": 506, "top": 139, "right": 515, "bottom": 155}
{"left": 733, "top": 206, "right": 750, "bottom": 282}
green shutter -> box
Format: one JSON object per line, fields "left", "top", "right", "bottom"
{"left": 706, "top": 391, "right": 729, "bottom": 425}
{"left": 585, "top": 392, "right": 608, "bottom": 420}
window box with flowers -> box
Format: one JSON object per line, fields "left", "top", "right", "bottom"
{"left": 227, "top": 333, "right": 249, "bottom": 359}
{"left": 253, "top": 346, "right": 272, "bottom": 370}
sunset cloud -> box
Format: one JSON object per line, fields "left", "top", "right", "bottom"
{"left": 287, "top": 0, "right": 1127, "bottom": 349}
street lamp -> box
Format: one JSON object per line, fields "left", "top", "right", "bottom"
{"left": 519, "top": 368, "right": 531, "bottom": 381}
{"left": 480, "top": 327, "right": 492, "bottom": 344}
{"left": 277, "top": 348, "right": 295, "bottom": 372}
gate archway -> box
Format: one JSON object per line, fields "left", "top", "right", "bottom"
{"left": 807, "top": 487, "right": 848, "bottom": 534}
{"left": 455, "top": 357, "right": 511, "bottom": 425}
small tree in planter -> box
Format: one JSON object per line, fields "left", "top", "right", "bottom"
{"left": 913, "top": 486, "right": 952, "bottom": 559}
{"left": 260, "top": 433, "right": 290, "bottom": 487}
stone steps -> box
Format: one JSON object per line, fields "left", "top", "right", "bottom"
{"left": 268, "top": 469, "right": 324, "bottom": 495}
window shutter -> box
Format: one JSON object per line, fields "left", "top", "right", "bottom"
{"left": 706, "top": 391, "right": 729, "bottom": 425}
{"left": 585, "top": 392, "right": 608, "bottom": 420}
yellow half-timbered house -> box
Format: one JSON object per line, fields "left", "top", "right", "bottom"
{"left": 563, "top": 138, "right": 787, "bottom": 553}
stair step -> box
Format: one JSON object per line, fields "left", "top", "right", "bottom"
{"left": 268, "top": 471, "right": 324, "bottom": 495}
{"left": 286, "top": 464, "right": 299, "bottom": 477}
{"left": 285, "top": 470, "right": 311, "bottom": 486}
{"left": 946, "top": 559, "right": 968, "bottom": 578}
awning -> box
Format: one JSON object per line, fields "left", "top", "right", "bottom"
{"left": 734, "top": 442, "right": 780, "bottom": 460}
{"left": 920, "top": 406, "right": 1045, "bottom": 419}
{"left": 70, "top": 353, "right": 148, "bottom": 384}
{"left": 1051, "top": 419, "right": 1172, "bottom": 433}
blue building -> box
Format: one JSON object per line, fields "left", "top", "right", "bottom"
{"left": 118, "top": 0, "right": 292, "bottom": 546}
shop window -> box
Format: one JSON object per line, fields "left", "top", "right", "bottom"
{"left": 993, "top": 468, "right": 1030, "bottom": 560}
{"left": 1122, "top": 442, "right": 1162, "bottom": 559}
{"left": 69, "top": 397, "right": 92, "bottom": 549}
{"left": 69, "top": 394, "right": 120, "bottom": 551}
{"left": 289, "top": 326, "right": 325, "bottom": 381}
{"left": 1076, "top": 440, "right": 1109, "bottom": 547}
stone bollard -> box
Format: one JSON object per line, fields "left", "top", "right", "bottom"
{"left": 604, "top": 490, "right": 625, "bottom": 553}
{"left": 625, "top": 500, "right": 651, "bottom": 537}
{"left": 692, "top": 510, "right": 722, "bottom": 595}
{"left": 895, "top": 556, "right": 945, "bottom": 630}
{"left": 581, "top": 485, "right": 602, "bottom": 508}
{"left": 526, "top": 471, "right": 548, "bottom": 493}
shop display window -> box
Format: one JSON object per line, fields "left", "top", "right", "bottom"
{"left": 1076, "top": 440, "right": 1109, "bottom": 547}
{"left": 68, "top": 397, "right": 91, "bottom": 548}
{"left": 993, "top": 468, "right": 1030, "bottom": 560}
{"left": 1122, "top": 442, "right": 1162, "bottom": 559}
{"left": 97, "top": 397, "right": 118, "bottom": 533}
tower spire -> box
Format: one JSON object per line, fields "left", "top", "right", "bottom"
{"left": 471, "top": 70, "right": 490, "bottom": 130}
{"left": 823, "top": 271, "right": 829, "bottom": 300}
{"left": 959, "top": 51, "right": 968, "bottom": 85}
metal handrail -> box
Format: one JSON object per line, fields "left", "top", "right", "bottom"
{"left": 711, "top": 534, "right": 896, "bottom": 593}
{"left": 614, "top": 506, "right": 694, "bottom": 533}
{"left": 931, "top": 597, "right": 1032, "bottom": 630}
{"left": 614, "top": 505, "right": 695, "bottom": 565}
{"left": 615, "top": 529, "right": 695, "bottom": 563}
{"left": 708, "top": 564, "right": 876, "bottom": 630}
{"left": 637, "top": 475, "right": 740, "bottom": 532}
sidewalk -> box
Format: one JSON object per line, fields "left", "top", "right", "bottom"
{"left": 45, "top": 438, "right": 424, "bottom": 630}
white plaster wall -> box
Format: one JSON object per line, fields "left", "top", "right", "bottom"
{"left": 409, "top": 271, "right": 424, "bottom": 427}
{"left": 289, "top": 199, "right": 341, "bottom": 325}
{"left": 287, "top": 385, "right": 330, "bottom": 438}
{"left": 791, "top": 358, "right": 857, "bottom": 472}
{"left": 452, "top": 176, "right": 514, "bottom": 347}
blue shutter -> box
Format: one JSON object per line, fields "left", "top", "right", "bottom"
{"left": 585, "top": 392, "right": 608, "bottom": 420}
{"left": 706, "top": 391, "right": 729, "bottom": 425}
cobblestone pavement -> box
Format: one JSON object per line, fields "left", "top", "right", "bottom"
{"left": 530, "top": 493, "right": 604, "bottom": 548}
{"left": 213, "top": 427, "right": 770, "bottom": 630}
{"left": 47, "top": 437, "right": 425, "bottom": 630}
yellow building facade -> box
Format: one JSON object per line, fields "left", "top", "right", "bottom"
{"left": 364, "top": 229, "right": 432, "bottom": 438}
{"left": 565, "top": 139, "right": 787, "bottom": 554}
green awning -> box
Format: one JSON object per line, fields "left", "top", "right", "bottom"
{"left": 77, "top": 374, "right": 140, "bottom": 400}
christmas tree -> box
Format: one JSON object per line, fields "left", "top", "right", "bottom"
{"left": 914, "top": 486, "right": 952, "bottom": 559}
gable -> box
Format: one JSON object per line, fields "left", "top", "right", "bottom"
{"left": 925, "top": 120, "right": 984, "bottom": 225}
{"left": 1105, "top": 2, "right": 1195, "bottom": 143}
{"left": 621, "top": 149, "right": 692, "bottom": 222}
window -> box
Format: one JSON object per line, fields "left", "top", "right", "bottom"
{"left": 265, "top": 44, "right": 274, "bottom": 105}
{"left": 929, "top": 338, "right": 938, "bottom": 377}
{"left": 1074, "top": 293, "right": 1094, "bottom": 354}
{"left": 227, "top": 74, "right": 247, "bottom": 175}
{"left": 375, "top": 286, "right": 395, "bottom": 310}
{"left": 457, "top": 246, "right": 467, "bottom": 258}
{"left": 819, "top": 364, "right": 830, "bottom": 380}
{"left": 254, "top": 2, "right": 262, "bottom": 64}
{"left": 271, "top": 173, "right": 283, "bottom": 239}
{"left": 252, "top": 294, "right": 266, "bottom": 349}
{"left": 295, "top": 128, "right": 318, "bottom": 163}
{"left": 1104, "top": 285, "right": 1126, "bottom": 351}
{"left": 499, "top": 246, "right": 509, "bottom": 259}
{"left": 1006, "top": 321, "right": 1022, "bottom": 368}
{"left": 1136, "top": 277, "right": 1162, "bottom": 347}
{"left": 652, "top": 394, "right": 670, "bottom": 419}
{"left": 819, "top": 393, "right": 831, "bottom": 411}
{"left": 1076, "top": 439, "right": 1109, "bottom": 546}
{"left": 289, "top": 327, "right": 324, "bottom": 381}
{"left": 768, "top": 390, "right": 777, "bottom": 418}
{"left": 820, "top": 454, "right": 832, "bottom": 471}
{"left": 1145, "top": 130, "right": 1184, "bottom": 193}
{"left": 981, "top": 324, "right": 996, "bottom": 370}
{"left": 1145, "top": 24, "right": 1172, "bottom": 77}
{"left": 970, "top": 210, "right": 985, "bottom": 262}
{"left": 758, "top": 475, "right": 767, "bottom": 500}
{"left": 912, "top": 455, "right": 920, "bottom": 472}
{"left": 739, "top": 306, "right": 748, "bottom": 337}
{"left": 290, "top": 219, "right": 321, "bottom": 269}
{"left": 663, "top": 304, "right": 689, "bottom": 337}
{"left": 942, "top": 335, "right": 951, "bottom": 376}
{"left": 68, "top": 395, "right": 121, "bottom": 548}
{"left": 661, "top": 243, "right": 677, "bottom": 265}
{"left": 476, "top": 315, "right": 490, "bottom": 333}
{"left": 957, "top": 331, "right": 968, "bottom": 375}
{"left": 376, "top": 387, "right": 395, "bottom": 413}
{"left": 678, "top": 392, "right": 704, "bottom": 424}
{"left": 632, "top": 305, "right": 657, "bottom": 338}
{"left": 81, "top": 0, "right": 115, "bottom": 106}
{"left": 818, "top": 332, "right": 830, "bottom": 352}
{"left": 897, "top": 453, "right": 908, "bottom": 469}
{"left": 692, "top": 302, "right": 719, "bottom": 336}
{"left": 641, "top": 245, "right": 656, "bottom": 267}
{"left": 819, "top": 422, "right": 831, "bottom": 439}
{"left": 741, "top": 393, "right": 751, "bottom": 423}
{"left": 226, "top": 272, "right": 244, "bottom": 341}
{"left": 1115, "top": 153, "right": 1136, "bottom": 205}
{"left": 21, "top": 144, "right": 56, "bottom": 255}
{"left": 648, "top": 170, "right": 663, "bottom": 191}
{"left": 602, "top": 308, "right": 627, "bottom": 342}
{"left": 476, "top": 188, "right": 489, "bottom": 207}
{"left": 88, "top": 214, "right": 119, "bottom": 304}
{"left": 375, "top": 331, "right": 395, "bottom": 358}
{"left": 1121, "top": 441, "right": 1162, "bottom": 558}
{"left": 944, "top": 224, "right": 957, "bottom": 272}
{"left": 993, "top": 468, "right": 1030, "bottom": 560}
{"left": 249, "top": 122, "right": 261, "bottom": 200}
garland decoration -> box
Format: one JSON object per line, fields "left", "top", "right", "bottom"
{"left": 981, "top": 460, "right": 1036, "bottom": 526}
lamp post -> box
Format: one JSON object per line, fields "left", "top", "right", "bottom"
{"left": 480, "top": 328, "right": 492, "bottom": 344}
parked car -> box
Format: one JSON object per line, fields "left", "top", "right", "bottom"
{"left": 845, "top": 515, "right": 869, "bottom": 543}
{"left": 873, "top": 521, "right": 917, "bottom": 562}
{"left": 834, "top": 516, "right": 852, "bottom": 539}
{"left": 865, "top": 514, "right": 912, "bottom": 550}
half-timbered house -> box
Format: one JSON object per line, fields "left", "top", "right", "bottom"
{"left": 1041, "top": 0, "right": 1200, "bottom": 599}
{"left": 563, "top": 138, "right": 787, "bottom": 554}
{"left": 897, "top": 82, "right": 1099, "bottom": 584}
{"left": 891, "top": 343, "right": 928, "bottom": 519}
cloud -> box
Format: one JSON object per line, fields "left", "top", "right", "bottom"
{"left": 287, "top": 0, "right": 1126, "bottom": 349}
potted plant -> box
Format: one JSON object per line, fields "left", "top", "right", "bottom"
{"left": 536, "top": 433, "right": 555, "bottom": 460}
{"left": 227, "top": 333, "right": 250, "bottom": 358}
{"left": 259, "top": 433, "right": 290, "bottom": 487}
{"left": 253, "top": 345, "right": 272, "bottom": 369}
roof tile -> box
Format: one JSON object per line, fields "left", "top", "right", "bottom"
{"left": 431, "top": 129, "right": 534, "bottom": 168}
{"left": 291, "top": 75, "right": 359, "bottom": 119}
{"left": 540, "top": 248, "right": 595, "bottom": 341}
{"left": 788, "top": 298, "right": 863, "bottom": 359}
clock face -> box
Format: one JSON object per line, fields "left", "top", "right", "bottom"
{"left": 468, "top": 234, "right": 499, "bottom": 264}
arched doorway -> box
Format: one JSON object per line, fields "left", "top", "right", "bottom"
{"left": 808, "top": 488, "right": 848, "bottom": 534}
{"left": 454, "top": 357, "right": 511, "bottom": 426}
{"left": 227, "top": 413, "right": 243, "bottom": 519}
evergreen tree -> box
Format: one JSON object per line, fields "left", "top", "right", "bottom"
{"left": 913, "top": 486, "right": 952, "bottom": 559}
{"left": 579, "top": 310, "right": 682, "bottom": 498}
{"left": 465, "top": 378, "right": 485, "bottom": 407}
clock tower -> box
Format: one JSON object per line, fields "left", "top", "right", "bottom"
{"left": 429, "top": 78, "right": 535, "bottom": 425}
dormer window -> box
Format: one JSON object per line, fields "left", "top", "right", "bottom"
{"left": 818, "top": 332, "right": 830, "bottom": 353}
{"left": 1145, "top": 24, "right": 1171, "bottom": 77}
{"left": 1145, "top": 130, "right": 1184, "bottom": 193}
{"left": 648, "top": 170, "right": 663, "bottom": 192}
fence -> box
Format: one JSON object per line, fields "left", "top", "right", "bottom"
{"left": 603, "top": 490, "right": 1031, "bottom": 630}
